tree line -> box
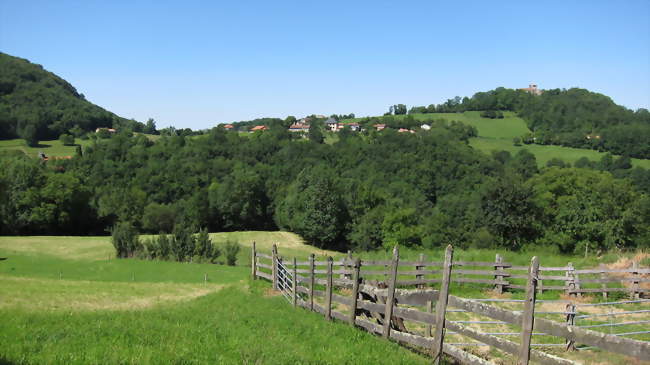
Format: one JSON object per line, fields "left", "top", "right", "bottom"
{"left": 399, "top": 87, "right": 650, "bottom": 159}
{"left": 1, "top": 123, "right": 648, "bottom": 255}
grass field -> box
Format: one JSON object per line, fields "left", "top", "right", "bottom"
{"left": 344, "top": 111, "right": 650, "bottom": 168}
{"left": 0, "top": 138, "right": 91, "bottom": 158}
{"left": 0, "top": 234, "right": 429, "bottom": 364}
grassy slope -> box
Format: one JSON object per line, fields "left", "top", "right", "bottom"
{"left": 345, "top": 111, "right": 650, "bottom": 168}
{"left": 0, "top": 234, "right": 428, "bottom": 365}
{"left": 0, "top": 134, "right": 160, "bottom": 158}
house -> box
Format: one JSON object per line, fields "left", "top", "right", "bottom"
{"left": 338, "top": 122, "right": 360, "bottom": 131}
{"left": 250, "top": 125, "right": 268, "bottom": 132}
{"left": 325, "top": 117, "right": 338, "bottom": 131}
{"left": 398, "top": 128, "right": 415, "bottom": 134}
{"left": 95, "top": 128, "right": 116, "bottom": 133}
{"left": 519, "top": 83, "right": 542, "bottom": 95}
{"left": 289, "top": 123, "right": 310, "bottom": 133}
{"left": 420, "top": 124, "right": 430, "bottom": 130}
{"left": 223, "top": 124, "right": 234, "bottom": 130}
{"left": 374, "top": 124, "right": 386, "bottom": 131}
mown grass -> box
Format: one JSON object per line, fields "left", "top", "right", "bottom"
{"left": 0, "top": 281, "right": 429, "bottom": 365}
{"left": 0, "top": 234, "right": 432, "bottom": 364}
{"left": 0, "top": 138, "right": 91, "bottom": 158}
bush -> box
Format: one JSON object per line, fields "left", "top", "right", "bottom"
{"left": 111, "top": 221, "right": 141, "bottom": 258}
{"left": 223, "top": 241, "right": 240, "bottom": 266}
{"left": 59, "top": 133, "right": 75, "bottom": 146}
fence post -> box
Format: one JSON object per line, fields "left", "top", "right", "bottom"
{"left": 566, "top": 262, "right": 574, "bottom": 297}
{"left": 292, "top": 257, "right": 298, "bottom": 307}
{"left": 326, "top": 256, "right": 333, "bottom": 321}
{"left": 426, "top": 300, "right": 433, "bottom": 337}
{"left": 495, "top": 253, "right": 504, "bottom": 294}
{"left": 600, "top": 263, "right": 608, "bottom": 300}
{"left": 251, "top": 241, "right": 257, "bottom": 280}
{"left": 416, "top": 253, "right": 425, "bottom": 289}
{"left": 631, "top": 261, "right": 640, "bottom": 300}
{"left": 309, "top": 253, "right": 315, "bottom": 311}
{"left": 432, "top": 244, "right": 453, "bottom": 365}
{"left": 272, "top": 244, "right": 278, "bottom": 290}
{"left": 349, "top": 258, "right": 361, "bottom": 326}
{"left": 343, "top": 250, "right": 353, "bottom": 280}
{"left": 565, "top": 302, "right": 576, "bottom": 351}
{"left": 518, "top": 256, "right": 540, "bottom": 365}
{"left": 383, "top": 245, "right": 400, "bottom": 339}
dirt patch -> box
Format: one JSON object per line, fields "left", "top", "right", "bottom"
{"left": 263, "top": 287, "right": 281, "bottom": 297}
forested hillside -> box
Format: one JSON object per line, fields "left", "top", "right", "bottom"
{"left": 1, "top": 125, "right": 649, "bottom": 254}
{"left": 400, "top": 87, "right": 650, "bottom": 158}
{"left": 0, "top": 52, "right": 131, "bottom": 144}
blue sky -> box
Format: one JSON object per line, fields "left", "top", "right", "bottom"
{"left": 1, "top": 0, "right": 649, "bottom": 129}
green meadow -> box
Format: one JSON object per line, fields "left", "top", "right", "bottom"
{"left": 345, "top": 111, "right": 650, "bottom": 168}
{"left": 0, "top": 234, "right": 429, "bottom": 365}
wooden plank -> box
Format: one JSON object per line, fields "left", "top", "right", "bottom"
{"left": 256, "top": 271, "right": 272, "bottom": 281}
{"left": 533, "top": 316, "right": 650, "bottom": 361}
{"left": 426, "top": 300, "right": 433, "bottom": 337}
{"left": 407, "top": 261, "right": 444, "bottom": 267}
{"left": 326, "top": 257, "right": 333, "bottom": 321}
{"left": 255, "top": 252, "right": 272, "bottom": 259}
{"left": 600, "top": 263, "right": 607, "bottom": 300}
{"left": 453, "top": 269, "right": 511, "bottom": 276}
{"left": 445, "top": 321, "right": 576, "bottom": 365}
{"left": 392, "top": 305, "right": 436, "bottom": 325}
{"left": 360, "top": 260, "right": 392, "bottom": 266}
{"left": 396, "top": 269, "right": 442, "bottom": 275}
{"left": 349, "top": 258, "right": 361, "bottom": 326}
{"left": 292, "top": 257, "right": 297, "bottom": 307}
{"left": 454, "top": 260, "right": 508, "bottom": 267}
{"left": 271, "top": 244, "right": 278, "bottom": 290}
{"left": 495, "top": 254, "right": 504, "bottom": 294}
{"left": 357, "top": 298, "right": 385, "bottom": 313}
{"left": 631, "top": 261, "right": 640, "bottom": 300}
{"left": 518, "top": 256, "right": 540, "bottom": 365}
{"left": 432, "top": 245, "right": 453, "bottom": 365}
{"left": 257, "top": 263, "right": 273, "bottom": 270}
{"left": 331, "top": 293, "right": 353, "bottom": 306}
{"left": 360, "top": 269, "right": 390, "bottom": 275}
{"left": 382, "top": 245, "right": 399, "bottom": 339}
{"left": 415, "top": 253, "right": 425, "bottom": 289}
{"left": 251, "top": 241, "right": 256, "bottom": 280}
{"left": 442, "top": 344, "right": 494, "bottom": 365}
{"left": 574, "top": 268, "right": 650, "bottom": 274}
{"left": 309, "top": 254, "right": 315, "bottom": 311}
{"left": 295, "top": 285, "right": 309, "bottom": 295}
{"left": 396, "top": 278, "right": 442, "bottom": 286}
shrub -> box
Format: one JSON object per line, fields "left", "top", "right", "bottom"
{"left": 223, "top": 241, "right": 240, "bottom": 266}
{"left": 59, "top": 133, "right": 75, "bottom": 146}
{"left": 111, "top": 221, "right": 141, "bottom": 258}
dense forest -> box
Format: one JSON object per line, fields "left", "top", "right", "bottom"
{"left": 403, "top": 87, "right": 650, "bottom": 158}
{"left": 0, "top": 53, "right": 149, "bottom": 144}
{"left": 1, "top": 124, "right": 649, "bottom": 254}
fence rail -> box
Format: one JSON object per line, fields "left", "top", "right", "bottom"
{"left": 251, "top": 242, "right": 649, "bottom": 364}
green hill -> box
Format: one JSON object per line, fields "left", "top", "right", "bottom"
{"left": 344, "top": 111, "right": 650, "bottom": 168}
{"left": 0, "top": 52, "right": 128, "bottom": 143}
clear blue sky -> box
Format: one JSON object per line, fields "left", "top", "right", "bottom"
{"left": 1, "top": 0, "right": 649, "bottom": 129}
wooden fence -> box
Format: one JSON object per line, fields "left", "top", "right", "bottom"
{"left": 252, "top": 243, "right": 650, "bottom": 364}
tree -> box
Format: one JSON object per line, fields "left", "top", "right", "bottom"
{"left": 21, "top": 124, "right": 38, "bottom": 147}
{"left": 59, "top": 133, "right": 75, "bottom": 146}
{"left": 308, "top": 120, "right": 324, "bottom": 143}
{"left": 144, "top": 118, "right": 157, "bottom": 134}
{"left": 481, "top": 177, "right": 538, "bottom": 249}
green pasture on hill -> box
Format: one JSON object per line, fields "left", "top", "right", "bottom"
{"left": 344, "top": 111, "right": 650, "bottom": 168}
{"left": 0, "top": 234, "right": 429, "bottom": 364}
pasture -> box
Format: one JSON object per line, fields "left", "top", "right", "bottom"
{"left": 344, "top": 111, "right": 650, "bottom": 168}
{"left": 0, "top": 234, "right": 428, "bottom": 364}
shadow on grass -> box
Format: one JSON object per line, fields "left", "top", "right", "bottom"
{"left": 0, "top": 357, "right": 17, "bottom": 365}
